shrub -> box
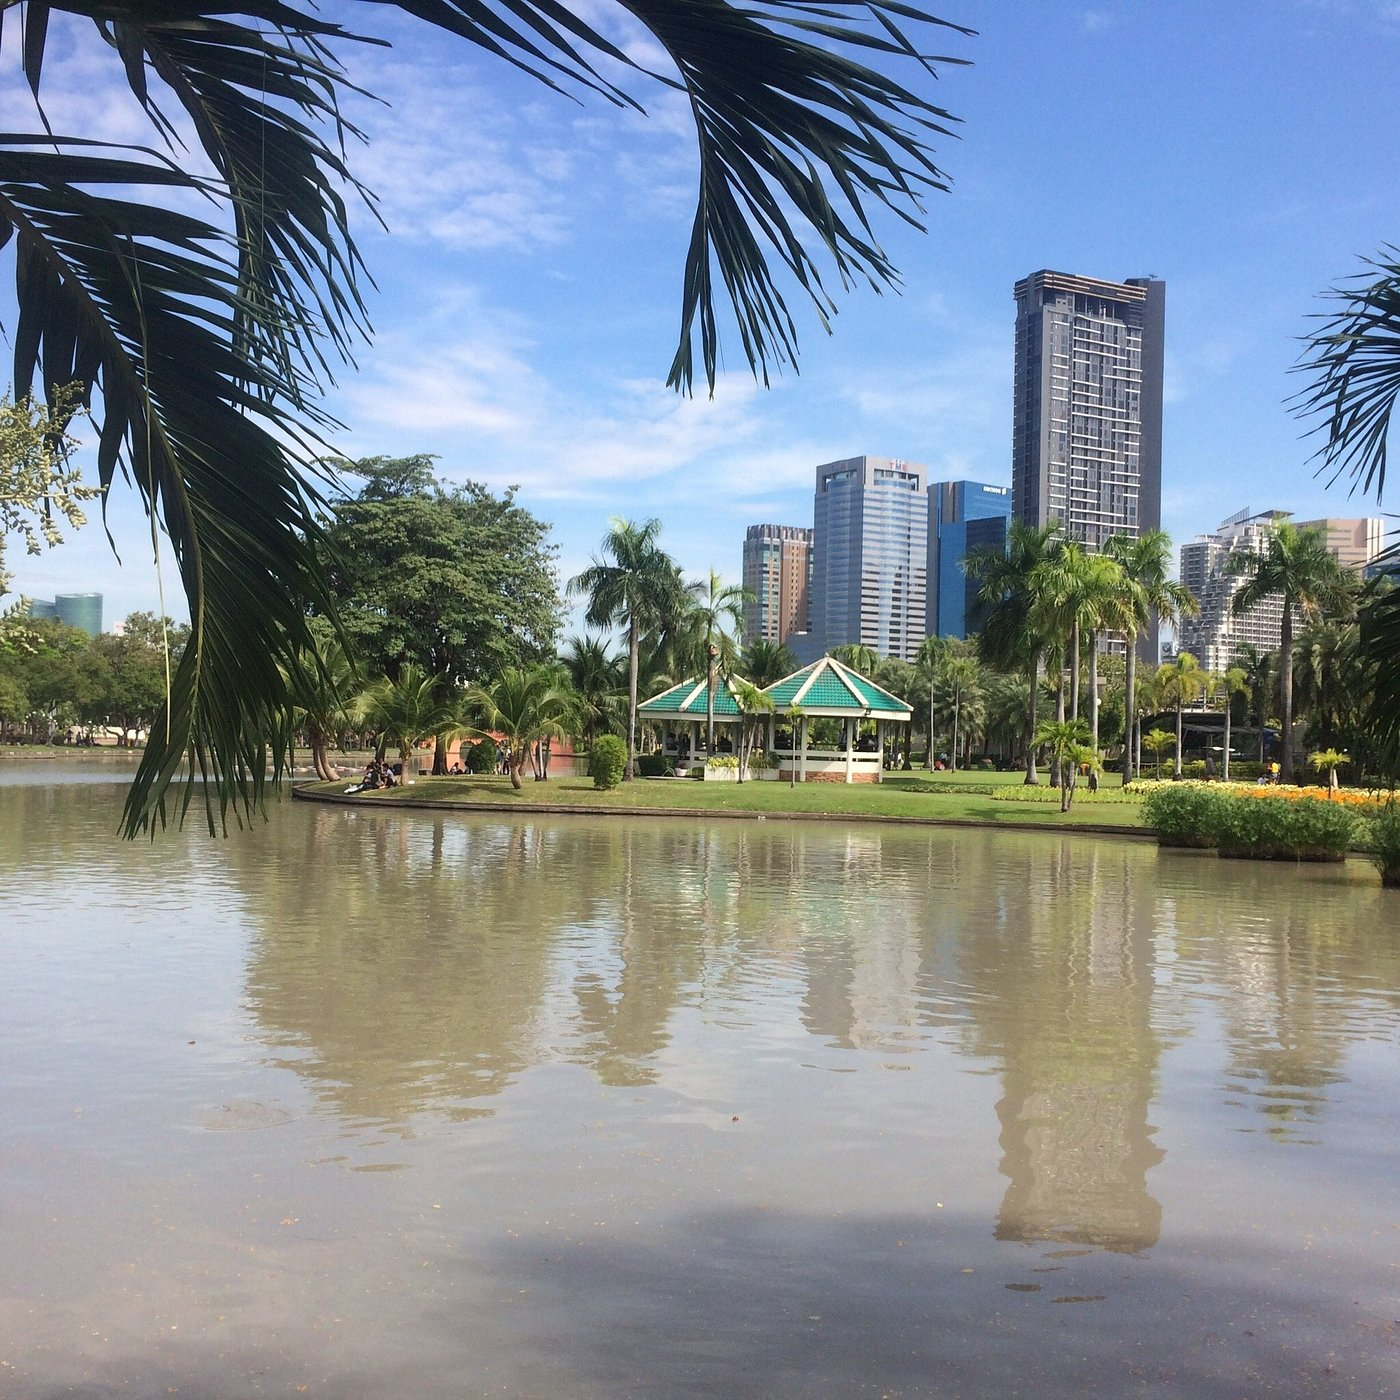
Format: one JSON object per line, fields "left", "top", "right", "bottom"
{"left": 589, "top": 734, "right": 627, "bottom": 789}
{"left": 1362, "top": 802, "right": 1400, "bottom": 888}
{"left": 637, "top": 751, "right": 673, "bottom": 778}
{"left": 465, "top": 737, "right": 498, "bottom": 774}
{"left": 706, "top": 754, "right": 740, "bottom": 770}
{"left": 1215, "top": 794, "right": 1356, "bottom": 862}
{"left": 1140, "top": 782, "right": 1226, "bottom": 848}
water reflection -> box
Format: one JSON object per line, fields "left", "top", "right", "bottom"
{"left": 6, "top": 774, "right": 1400, "bottom": 1398}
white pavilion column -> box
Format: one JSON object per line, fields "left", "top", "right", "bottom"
{"left": 844, "top": 720, "right": 854, "bottom": 784}
{"left": 798, "top": 716, "right": 809, "bottom": 783}
{"left": 875, "top": 720, "right": 884, "bottom": 783}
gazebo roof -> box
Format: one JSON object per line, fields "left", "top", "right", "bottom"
{"left": 638, "top": 674, "right": 749, "bottom": 720}
{"left": 763, "top": 655, "right": 911, "bottom": 720}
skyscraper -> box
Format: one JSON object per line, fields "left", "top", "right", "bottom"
{"left": 927, "top": 480, "right": 1012, "bottom": 639}
{"left": 741, "top": 524, "right": 813, "bottom": 646}
{"left": 809, "top": 455, "right": 927, "bottom": 663}
{"left": 1012, "top": 271, "right": 1164, "bottom": 551}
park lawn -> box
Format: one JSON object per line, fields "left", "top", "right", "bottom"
{"left": 307, "top": 768, "right": 1148, "bottom": 830}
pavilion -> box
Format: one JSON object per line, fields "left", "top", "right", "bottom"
{"left": 762, "top": 656, "right": 912, "bottom": 783}
{"left": 637, "top": 673, "right": 749, "bottom": 767}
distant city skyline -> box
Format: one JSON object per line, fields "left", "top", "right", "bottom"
{"left": 7, "top": 3, "right": 1398, "bottom": 634}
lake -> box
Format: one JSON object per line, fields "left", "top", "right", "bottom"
{"left": 2, "top": 766, "right": 1397, "bottom": 1397}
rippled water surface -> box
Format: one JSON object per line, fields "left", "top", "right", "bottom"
{"left": 3, "top": 767, "right": 1399, "bottom": 1397}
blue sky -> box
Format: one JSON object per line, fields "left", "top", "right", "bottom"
{"left": 8, "top": 0, "right": 1400, "bottom": 633}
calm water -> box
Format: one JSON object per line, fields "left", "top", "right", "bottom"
{"left": 2, "top": 766, "right": 1399, "bottom": 1398}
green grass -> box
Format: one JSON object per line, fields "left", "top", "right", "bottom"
{"left": 305, "top": 768, "right": 1148, "bottom": 830}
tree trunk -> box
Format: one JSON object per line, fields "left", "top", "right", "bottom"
{"left": 508, "top": 756, "right": 524, "bottom": 789}
{"left": 432, "top": 733, "right": 448, "bottom": 775}
{"left": 1280, "top": 608, "right": 1295, "bottom": 783}
{"left": 626, "top": 615, "right": 640, "bottom": 781}
{"left": 706, "top": 645, "right": 717, "bottom": 758}
{"left": 1174, "top": 701, "right": 1184, "bottom": 779}
{"left": 927, "top": 682, "right": 936, "bottom": 769}
{"left": 1025, "top": 652, "right": 1040, "bottom": 785}
{"left": 1050, "top": 649, "right": 1065, "bottom": 787}
{"left": 1123, "top": 635, "right": 1138, "bottom": 786}
{"left": 1070, "top": 621, "right": 1081, "bottom": 721}
{"left": 310, "top": 723, "right": 333, "bottom": 782}
{"left": 1088, "top": 629, "right": 1100, "bottom": 756}
{"left": 1223, "top": 701, "right": 1232, "bottom": 782}
{"left": 951, "top": 689, "right": 960, "bottom": 772}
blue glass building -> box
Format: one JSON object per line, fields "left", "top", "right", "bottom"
{"left": 927, "top": 481, "right": 1011, "bottom": 639}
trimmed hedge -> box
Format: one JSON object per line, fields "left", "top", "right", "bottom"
{"left": 1364, "top": 803, "right": 1400, "bottom": 887}
{"left": 589, "top": 734, "right": 627, "bottom": 789}
{"left": 1142, "top": 783, "right": 1358, "bottom": 861}
{"left": 637, "top": 752, "right": 673, "bottom": 778}
{"left": 466, "top": 738, "right": 498, "bottom": 774}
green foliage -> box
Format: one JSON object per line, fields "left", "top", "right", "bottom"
{"left": 0, "top": 385, "right": 96, "bottom": 597}
{"left": 466, "top": 664, "right": 574, "bottom": 789}
{"left": 1362, "top": 802, "right": 1400, "bottom": 887}
{"left": 589, "top": 734, "right": 627, "bottom": 790}
{"left": 1140, "top": 783, "right": 1228, "bottom": 848}
{"left": 706, "top": 754, "right": 741, "bottom": 769}
{"left": 1214, "top": 795, "right": 1357, "bottom": 861}
{"left": 322, "top": 458, "right": 560, "bottom": 687}
{"left": 466, "top": 739, "right": 498, "bottom": 775}
{"left": 637, "top": 752, "right": 673, "bottom": 777}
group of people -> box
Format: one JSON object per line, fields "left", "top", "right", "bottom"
{"left": 343, "top": 759, "right": 398, "bottom": 794}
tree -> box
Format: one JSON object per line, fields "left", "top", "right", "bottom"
{"left": 1105, "top": 530, "right": 1198, "bottom": 785}
{"left": 1158, "top": 652, "right": 1206, "bottom": 779}
{"left": 1296, "top": 249, "right": 1400, "bottom": 768}
{"left": 1143, "top": 727, "right": 1175, "bottom": 780}
{"left": 0, "top": 386, "right": 96, "bottom": 600}
{"left": 967, "top": 521, "right": 1064, "bottom": 784}
{"left": 687, "top": 569, "right": 750, "bottom": 758}
{"left": 1308, "top": 748, "right": 1349, "bottom": 796}
{"left": 732, "top": 680, "right": 775, "bottom": 782}
{"left": 87, "top": 614, "right": 189, "bottom": 748}
{"left": 569, "top": 519, "right": 687, "bottom": 781}
{"left": 942, "top": 654, "right": 982, "bottom": 772}
{"left": 830, "top": 644, "right": 880, "bottom": 677}
{"left": 1237, "top": 642, "right": 1278, "bottom": 767}
{"left": 356, "top": 665, "right": 461, "bottom": 783}
{"left": 322, "top": 457, "right": 560, "bottom": 693}
{"left": 1216, "top": 665, "right": 1251, "bottom": 782}
{"left": 1230, "top": 521, "right": 1350, "bottom": 783}
{"left": 5, "top": 3, "right": 968, "bottom": 834}
{"left": 913, "top": 635, "right": 952, "bottom": 769}
{"left": 1032, "top": 718, "right": 1093, "bottom": 813}
{"left": 467, "top": 666, "right": 575, "bottom": 791}
{"left": 560, "top": 636, "right": 626, "bottom": 747}
{"left": 742, "top": 638, "right": 798, "bottom": 688}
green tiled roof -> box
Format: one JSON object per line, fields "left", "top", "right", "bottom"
{"left": 638, "top": 675, "right": 746, "bottom": 719}
{"left": 760, "top": 656, "right": 911, "bottom": 719}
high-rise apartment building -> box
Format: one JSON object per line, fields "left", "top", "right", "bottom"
{"left": 742, "top": 524, "right": 813, "bottom": 646}
{"left": 1177, "top": 510, "right": 1383, "bottom": 672}
{"left": 1011, "top": 270, "right": 1164, "bottom": 551}
{"left": 927, "top": 480, "right": 1012, "bottom": 639}
{"left": 808, "top": 455, "right": 928, "bottom": 663}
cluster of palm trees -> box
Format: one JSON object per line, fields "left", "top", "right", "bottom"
{"left": 297, "top": 513, "right": 1388, "bottom": 795}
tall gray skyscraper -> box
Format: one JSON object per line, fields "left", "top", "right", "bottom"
{"left": 809, "top": 455, "right": 927, "bottom": 663}
{"left": 1012, "top": 271, "right": 1165, "bottom": 550}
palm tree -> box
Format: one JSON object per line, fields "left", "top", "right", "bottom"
{"left": 967, "top": 521, "right": 1064, "bottom": 784}
{"left": 1157, "top": 652, "right": 1207, "bottom": 779}
{"left": 1236, "top": 642, "right": 1278, "bottom": 767}
{"left": 688, "top": 569, "right": 751, "bottom": 757}
{"left": 1143, "top": 727, "right": 1175, "bottom": 780}
{"left": 742, "top": 639, "right": 798, "bottom": 688}
{"left": 1296, "top": 250, "right": 1400, "bottom": 769}
{"left": 1105, "top": 530, "right": 1199, "bottom": 785}
{"left": 732, "top": 680, "right": 776, "bottom": 782}
{"left": 1216, "top": 665, "right": 1250, "bottom": 782}
{"left": 569, "top": 519, "right": 686, "bottom": 781}
{"left": 1032, "top": 718, "right": 1093, "bottom": 812}
{"left": 14, "top": 5, "right": 967, "bottom": 834}
{"left": 943, "top": 654, "right": 982, "bottom": 772}
{"left": 357, "top": 665, "right": 461, "bottom": 783}
{"left": 914, "top": 636, "right": 952, "bottom": 769}
{"left": 467, "top": 666, "right": 576, "bottom": 791}
{"left": 561, "top": 635, "right": 626, "bottom": 746}
{"left": 831, "top": 644, "right": 880, "bottom": 677}
{"left": 1230, "top": 521, "right": 1350, "bottom": 782}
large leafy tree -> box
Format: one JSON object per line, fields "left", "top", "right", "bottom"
{"left": 321, "top": 456, "right": 560, "bottom": 687}
{"left": 1229, "top": 521, "right": 1349, "bottom": 783}
{"left": 569, "top": 517, "right": 687, "bottom": 781}
{"left": 2, "top": 1, "right": 969, "bottom": 834}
